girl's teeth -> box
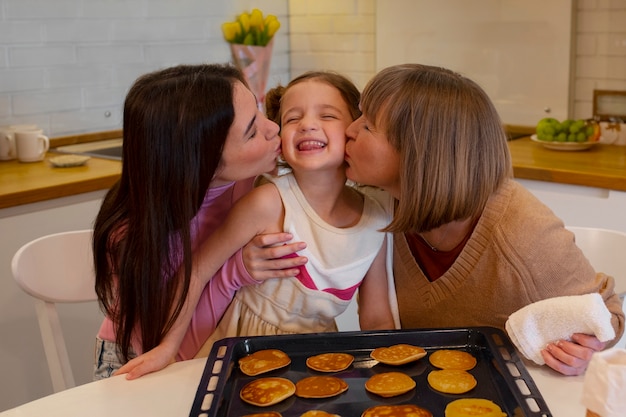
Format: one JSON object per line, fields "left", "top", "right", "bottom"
{"left": 298, "top": 140, "right": 325, "bottom": 150}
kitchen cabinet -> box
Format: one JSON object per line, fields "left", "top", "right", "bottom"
{"left": 517, "top": 179, "right": 626, "bottom": 233}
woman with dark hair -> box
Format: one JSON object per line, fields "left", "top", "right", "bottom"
{"left": 93, "top": 64, "right": 306, "bottom": 380}
{"left": 344, "top": 63, "right": 624, "bottom": 376}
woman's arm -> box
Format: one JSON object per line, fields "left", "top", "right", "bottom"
{"left": 116, "top": 184, "right": 291, "bottom": 378}
{"left": 357, "top": 236, "right": 395, "bottom": 330}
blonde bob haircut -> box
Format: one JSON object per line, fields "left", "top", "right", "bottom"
{"left": 360, "top": 63, "right": 512, "bottom": 233}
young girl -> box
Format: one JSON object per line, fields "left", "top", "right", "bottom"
{"left": 93, "top": 64, "right": 307, "bottom": 380}
{"left": 189, "top": 71, "right": 396, "bottom": 356}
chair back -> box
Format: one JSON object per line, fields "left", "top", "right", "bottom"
{"left": 566, "top": 226, "right": 626, "bottom": 348}
{"left": 566, "top": 226, "right": 626, "bottom": 297}
{"left": 11, "top": 229, "right": 97, "bottom": 392}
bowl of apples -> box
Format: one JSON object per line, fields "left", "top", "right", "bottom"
{"left": 532, "top": 118, "right": 602, "bottom": 151}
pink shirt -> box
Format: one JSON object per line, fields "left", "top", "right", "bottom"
{"left": 97, "top": 178, "right": 259, "bottom": 360}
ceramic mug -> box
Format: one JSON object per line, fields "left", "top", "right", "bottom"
{"left": 15, "top": 129, "right": 50, "bottom": 162}
{"left": 0, "top": 124, "right": 39, "bottom": 161}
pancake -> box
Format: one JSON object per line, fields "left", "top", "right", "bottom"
{"left": 428, "top": 349, "right": 477, "bottom": 371}
{"left": 306, "top": 352, "right": 354, "bottom": 372}
{"left": 242, "top": 413, "right": 282, "bottom": 417}
{"left": 445, "top": 398, "right": 507, "bottom": 417}
{"left": 370, "top": 344, "right": 427, "bottom": 365}
{"left": 427, "top": 369, "right": 477, "bottom": 394}
{"left": 295, "top": 376, "right": 349, "bottom": 398}
{"left": 239, "top": 349, "right": 291, "bottom": 376}
{"left": 364, "top": 371, "right": 416, "bottom": 397}
{"left": 361, "top": 404, "right": 433, "bottom": 417}
{"left": 239, "top": 377, "right": 296, "bottom": 407}
{"left": 300, "top": 411, "right": 341, "bottom": 417}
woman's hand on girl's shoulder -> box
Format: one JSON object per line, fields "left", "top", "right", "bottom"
{"left": 242, "top": 232, "right": 307, "bottom": 281}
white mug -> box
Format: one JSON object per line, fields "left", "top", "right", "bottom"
{"left": 0, "top": 124, "right": 39, "bottom": 161}
{"left": 15, "top": 129, "right": 50, "bottom": 162}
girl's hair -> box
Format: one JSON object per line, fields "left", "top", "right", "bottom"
{"left": 360, "top": 63, "right": 512, "bottom": 233}
{"left": 93, "top": 63, "right": 246, "bottom": 361}
{"left": 265, "top": 70, "right": 361, "bottom": 127}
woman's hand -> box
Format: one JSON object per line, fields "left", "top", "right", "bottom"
{"left": 114, "top": 343, "right": 177, "bottom": 380}
{"left": 242, "top": 232, "right": 307, "bottom": 281}
{"left": 540, "top": 333, "right": 607, "bottom": 375}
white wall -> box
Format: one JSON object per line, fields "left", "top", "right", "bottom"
{"left": 0, "top": 0, "right": 290, "bottom": 137}
{"left": 376, "top": 0, "right": 574, "bottom": 126}
{"left": 574, "top": 1, "right": 626, "bottom": 119}
{"left": 288, "top": 0, "right": 376, "bottom": 90}
{"left": 289, "top": 0, "right": 626, "bottom": 121}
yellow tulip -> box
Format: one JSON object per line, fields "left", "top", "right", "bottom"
{"left": 221, "top": 22, "right": 240, "bottom": 43}
{"left": 250, "top": 9, "right": 264, "bottom": 30}
{"left": 265, "top": 16, "right": 280, "bottom": 38}
{"left": 238, "top": 12, "right": 250, "bottom": 33}
{"left": 222, "top": 9, "right": 280, "bottom": 46}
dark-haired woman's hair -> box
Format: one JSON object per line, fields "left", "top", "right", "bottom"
{"left": 93, "top": 63, "right": 246, "bottom": 361}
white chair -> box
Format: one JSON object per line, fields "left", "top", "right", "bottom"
{"left": 566, "top": 226, "right": 626, "bottom": 348}
{"left": 11, "top": 229, "right": 97, "bottom": 393}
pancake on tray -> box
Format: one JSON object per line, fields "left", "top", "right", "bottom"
{"left": 445, "top": 398, "right": 507, "bottom": 417}
{"left": 240, "top": 377, "right": 296, "bottom": 407}
{"left": 428, "top": 349, "right": 477, "bottom": 371}
{"left": 300, "top": 411, "right": 341, "bottom": 417}
{"left": 364, "top": 371, "right": 416, "bottom": 397}
{"left": 370, "top": 343, "right": 427, "bottom": 365}
{"left": 361, "top": 404, "right": 433, "bottom": 417}
{"left": 295, "top": 376, "right": 349, "bottom": 398}
{"left": 306, "top": 352, "right": 354, "bottom": 372}
{"left": 427, "top": 369, "right": 477, "bottom": 394}
{"left": 239, "top": 349, "right": 291, "bottom": 376}
{"left": 242, "top": 413, "right": 283, "bottom": 417}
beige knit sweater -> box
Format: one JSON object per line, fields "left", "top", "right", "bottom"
{"left": 392, "top": 179, "right": 624, "bottom": 345}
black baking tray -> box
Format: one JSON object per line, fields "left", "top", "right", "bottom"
{"left": 189, "top": 327, "right": 552, "bottom": 417}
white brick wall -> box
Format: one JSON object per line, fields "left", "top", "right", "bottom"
{"left": 288, "top": 0, "right": 376, "bottom": 90}
{"left": 4, "top": 0, "right": 621, "bottom": 137}
{"left": 288, "top": 0, "right": 626, "bottom": 121}
{"left": 574, "top": 0, "right": 626, "bottom": 118}
{"left": 0, "top": 0, "right": 290, "bottom": 137}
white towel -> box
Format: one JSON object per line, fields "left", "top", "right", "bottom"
{"left": 505, "top": 293, "right": 615, "bottom": 365}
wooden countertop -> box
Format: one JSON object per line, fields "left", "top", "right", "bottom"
{"left": 508, "top": 137, "right": 626, "bottom": 191}
{"left": 0, "top": 153, "right": 121, "bottom": 209}
{"left": 1, "top": 135, "right": 626, "bottom": 210}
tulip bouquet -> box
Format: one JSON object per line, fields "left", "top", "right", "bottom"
{"left": 221, "top": 9, "right": 281, "bottom": 46}
{"left": 222, "top": 9, "right": 281, "bottom": 109}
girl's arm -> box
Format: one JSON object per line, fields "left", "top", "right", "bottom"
{"left": 117, "top": 184, "right": 288, "bottom": 379}
{"left": 357, "top": 235, "right": 395, "bottom": 330}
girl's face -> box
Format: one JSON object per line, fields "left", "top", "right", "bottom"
{"left": 345, "top": 113, "right": 401, "bottom": 198}
{"left": 213, "top": 81, "right": 281, "bottom": 186}
{"left": 279, "top": 80, "right": 353, "bottom": 173}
